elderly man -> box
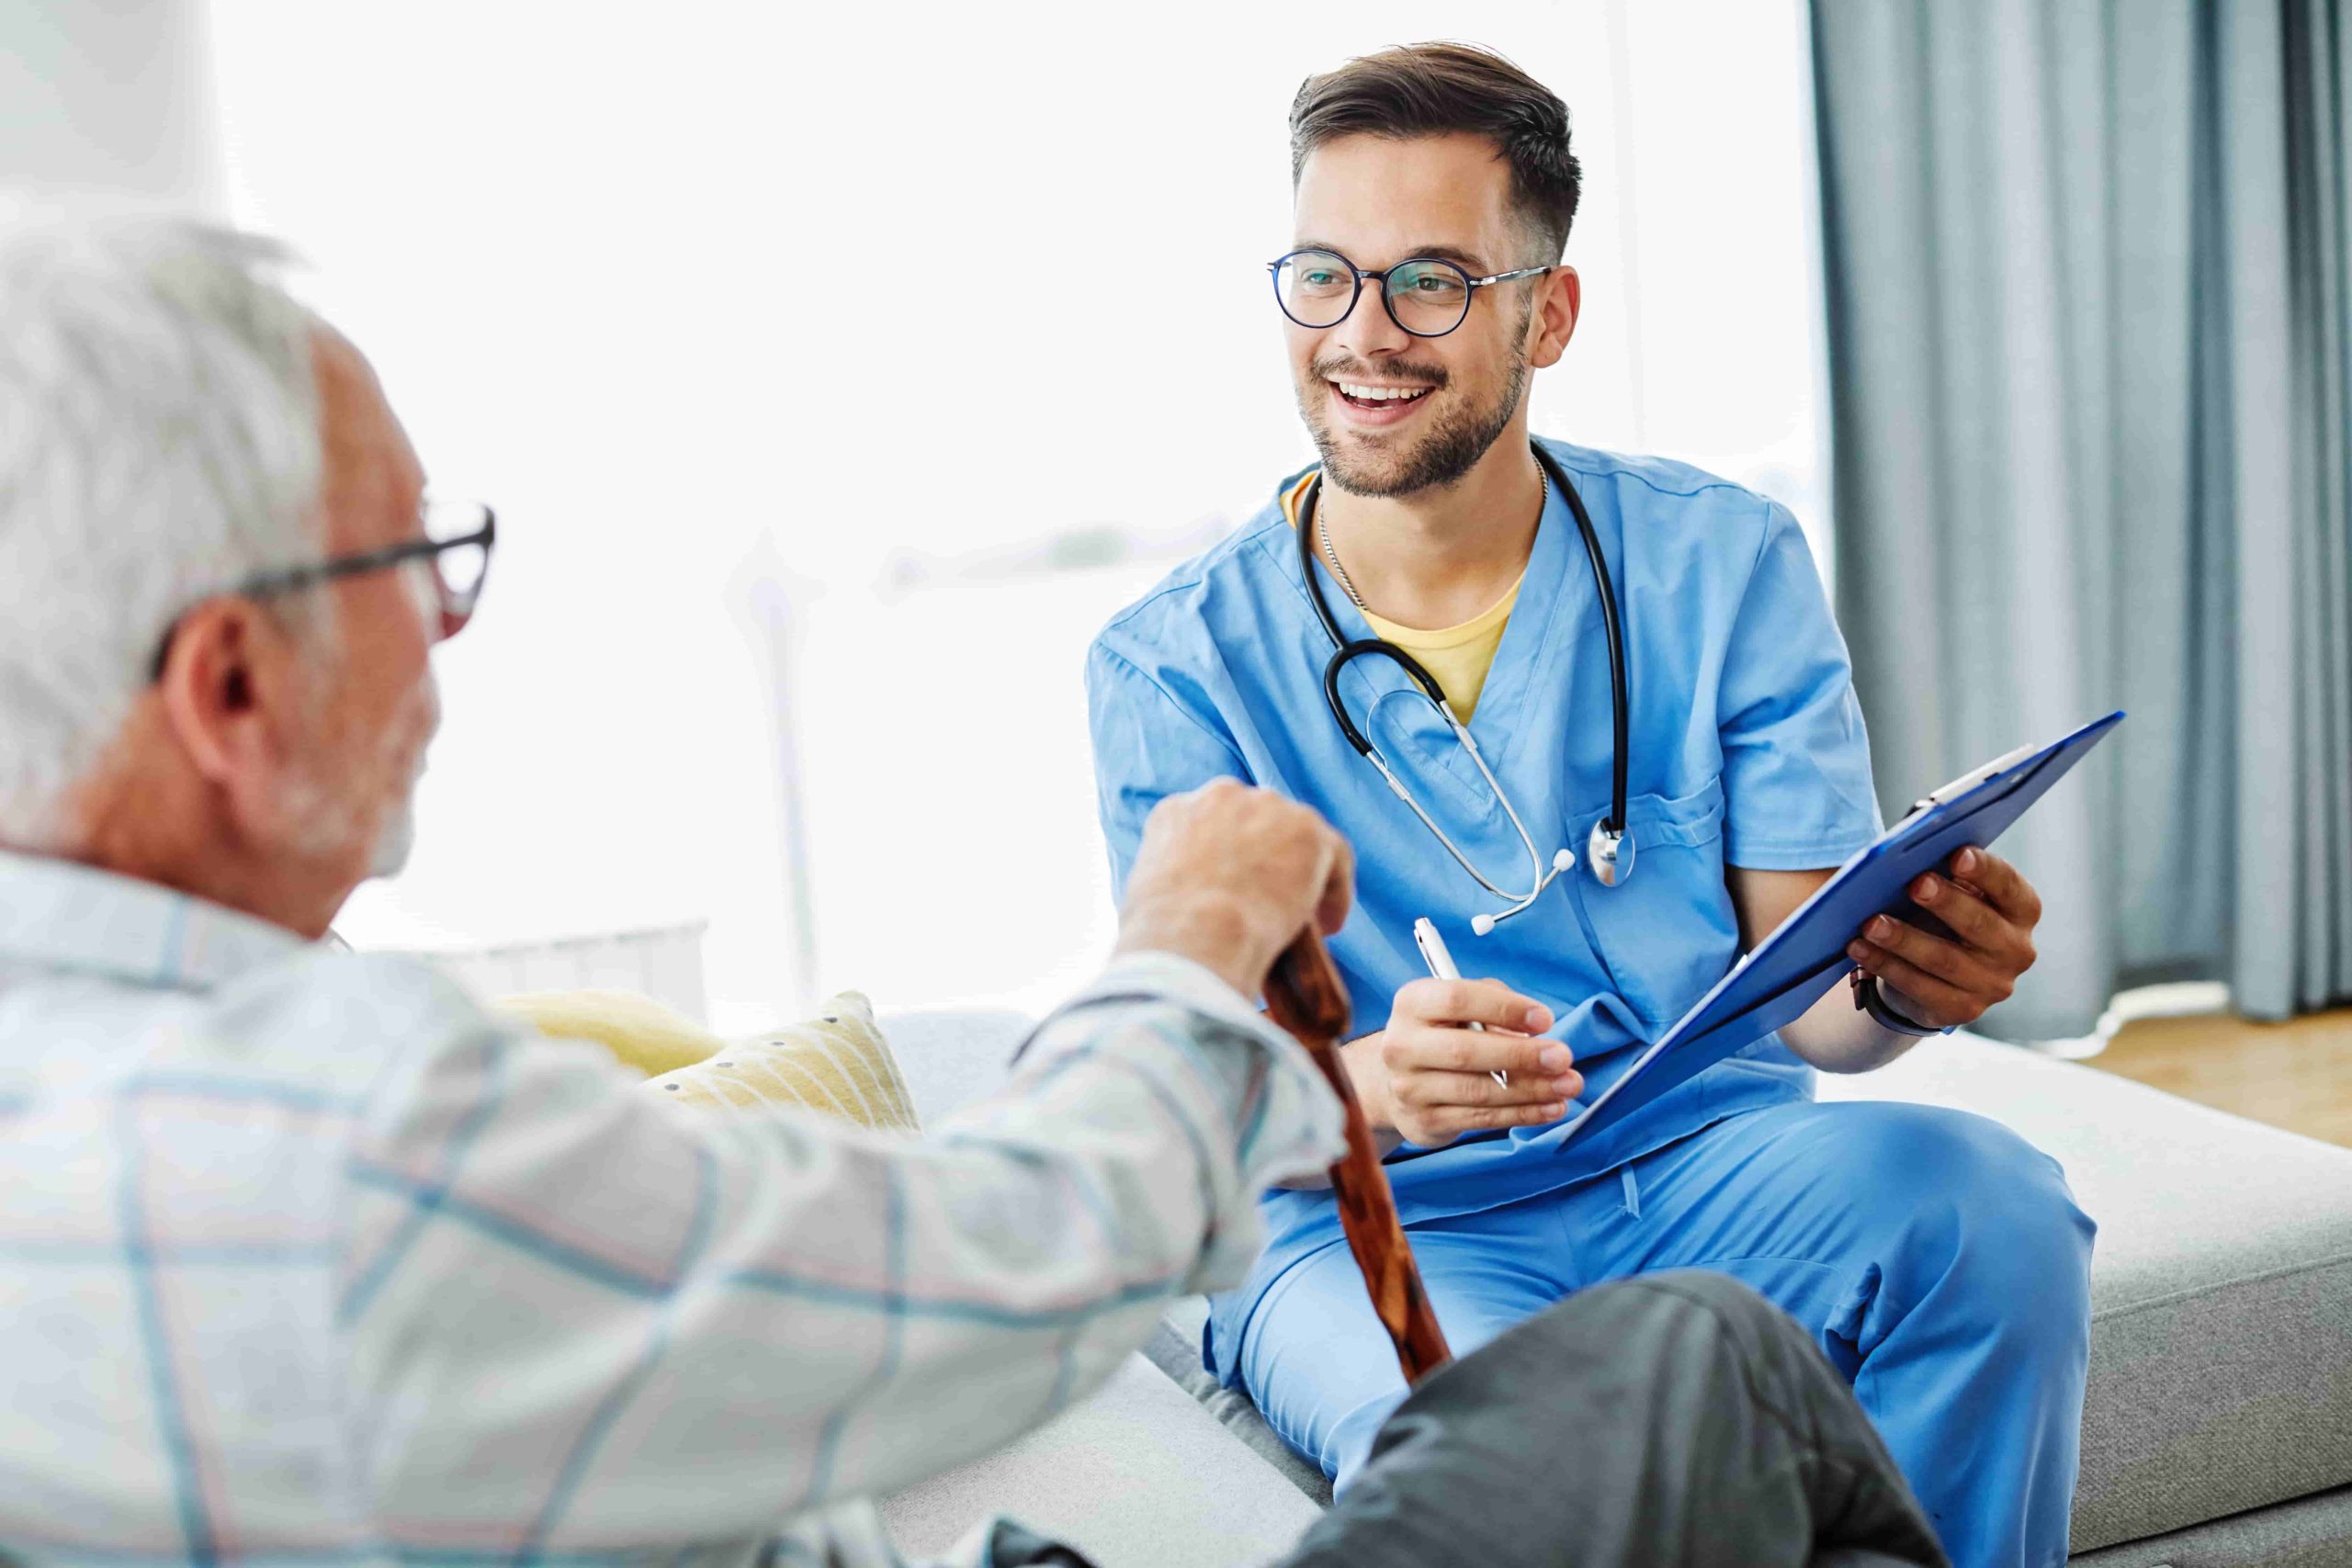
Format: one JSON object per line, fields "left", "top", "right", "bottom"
{"left": 0, "top": 214, "right": 1944, "bottom": 1567}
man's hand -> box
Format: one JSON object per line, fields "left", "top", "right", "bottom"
{"left": 1846, "top": 846, "right": 2043, "bottom": 1029}
{"left": 1114, "top": 779, "right": 1355, "bottom": 1002}
{"left": 1343, "top": 979, "right": 1581, "bottom": 1148}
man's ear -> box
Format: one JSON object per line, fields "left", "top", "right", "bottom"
{"left": 1529, "top": 265, "right": 1580, "bottom": 371}
{"left": 155, "top": 603, "right": 304, "bottom": 789}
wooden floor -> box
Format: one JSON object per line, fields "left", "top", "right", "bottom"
{"left": 2086, "top": 1006, "right": 2352, "bottom": 1149}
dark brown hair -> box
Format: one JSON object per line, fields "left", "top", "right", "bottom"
{"left": 1288, "top": 42, "right": 1582, "bottom": 263}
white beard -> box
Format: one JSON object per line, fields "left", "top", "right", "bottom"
{"left": 368, "top": 795, "right": 416, "bottom": 880}
{"left": 365, "top": 673, "right": 437, "bottom": 881}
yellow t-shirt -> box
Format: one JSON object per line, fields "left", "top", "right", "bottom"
{"left": 1282, "top": 471, "right": 1522, "bottom": 723}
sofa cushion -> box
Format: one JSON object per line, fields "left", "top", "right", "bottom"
{"left": 2065, "top": 1479, "right": 2352, "bottom": 1565}
{"left": 1146, "top": 1301, "right": 1333, "bottom": 1506}
{"left": 1817, "top": 1038, "right": 2352, "bottom": 1551}
{"left": 877, "top": 1351, "right": 1320, "bottom": 1566}
{"left": 880, "top": 1007, "right": 1034, "bottom": 1126}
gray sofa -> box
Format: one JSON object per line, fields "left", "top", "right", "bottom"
{"left": 876, "top": 1011, "right": 2352, "bottom": 1566}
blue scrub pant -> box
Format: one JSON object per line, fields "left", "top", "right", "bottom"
{"left": 1236, "top": 1100, "right": 2095, "bottom": 1568}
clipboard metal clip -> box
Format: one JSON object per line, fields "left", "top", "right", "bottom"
{"left": 1906, "top": 741, "right": 2041, "bottom": 820}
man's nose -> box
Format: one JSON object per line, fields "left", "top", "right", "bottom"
{"left": 1333, "top": 278, "right": 1414, "bottom": 362}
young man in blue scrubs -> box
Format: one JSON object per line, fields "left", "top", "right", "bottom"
{"left": 1086, "top": 43, "right": 2093, "bottom": 1568}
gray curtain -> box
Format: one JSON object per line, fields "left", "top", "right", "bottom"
{"left": 1812, "top": 0, "right": 2352, "bottom": 1036}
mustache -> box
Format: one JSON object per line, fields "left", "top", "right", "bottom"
{"left": 1310, "top": 356, "right": 1449, "bottom": 390}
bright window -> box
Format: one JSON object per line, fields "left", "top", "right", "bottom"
{"left": 209, "top": 0, "right": 1826, "bottom": 1026}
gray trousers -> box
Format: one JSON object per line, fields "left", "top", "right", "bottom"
{"left": 989, "top": 1271, "right": 1948, "bottom": 1568}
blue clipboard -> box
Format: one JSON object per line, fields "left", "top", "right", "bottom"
{"left": 1557, "top": 710, "right": 2125, "bottom": 1148}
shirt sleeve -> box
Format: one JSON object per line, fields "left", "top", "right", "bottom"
{"left": 341, "top": 954, "right": 1340, "bottom": 1551}
{"left": 1717, "top": 502, "right": 1883, "bottom": 869}
{"left": 1085, "top": 638, "right": 1250, "bottom": 901}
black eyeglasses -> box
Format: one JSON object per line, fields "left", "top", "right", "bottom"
{"left": 1268, "top": 248, "right": 1552, "bottom": 338}
{"left": 148, "top": 501, "right": 497, "bottom": 681}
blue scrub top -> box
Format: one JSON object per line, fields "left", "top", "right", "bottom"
{"left": 1086, "top": 438, "right": 1882, "bottom": 1352}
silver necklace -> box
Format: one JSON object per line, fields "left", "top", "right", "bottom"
{"left": 1317, "top": 468, "right": 1549, "bottom": 615}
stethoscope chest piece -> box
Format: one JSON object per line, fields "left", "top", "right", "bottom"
{"left": 1587, "top": 819, "right": 1634, "bottom": 888}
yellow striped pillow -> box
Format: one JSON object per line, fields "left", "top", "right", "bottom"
{"left": 646, "top": 992, "right": 919, "bottom": 1134}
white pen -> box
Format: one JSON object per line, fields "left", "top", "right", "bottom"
{"left": 1413, "top": 917, "right": 1510, "bottom": 1089}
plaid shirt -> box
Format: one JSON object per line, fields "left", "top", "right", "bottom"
{"left": 0, "top": 850, "right": 1342, "bottom": 1564}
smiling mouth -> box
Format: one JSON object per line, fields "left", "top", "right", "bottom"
{"left": 1330, "top": 379, "right": 1435, "bottom": 411}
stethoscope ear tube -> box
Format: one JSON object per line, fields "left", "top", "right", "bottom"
{"left": 1322, "top": 638, "right": 1450, "bottom": 757}
{"left": 1548, "top": 445, "right": 1632, "bottom": 843}
{"left": 1319, "top": 652, "right": 1377, "bottom": 756}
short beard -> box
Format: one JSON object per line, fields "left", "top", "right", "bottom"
{"left": 1300, "top": 302, "right": 1536, "bottom": 499}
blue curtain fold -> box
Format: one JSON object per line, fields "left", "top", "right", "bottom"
{"left": 1811, "top": 0, "right": 2352, "bottom": 1033}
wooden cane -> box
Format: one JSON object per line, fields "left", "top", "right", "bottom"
{"left": 1262, "top": 927, "right": 1453, "bottom": 1384}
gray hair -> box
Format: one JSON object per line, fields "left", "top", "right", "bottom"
{"left": 0, "top": 206, "right": 326, "bottom": 843}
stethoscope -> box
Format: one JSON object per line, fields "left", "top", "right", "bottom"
{"left": 1298, "top": 441, "right": 1633, "bottom": 934}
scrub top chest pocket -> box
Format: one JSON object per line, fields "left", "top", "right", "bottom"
{"left": 1565, "top": 776, "right": 1736, "bottom": 1029}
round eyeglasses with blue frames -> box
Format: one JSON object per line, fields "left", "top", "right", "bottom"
{"left": 1268, "top": 247, "right": 1553, "bottom": 338}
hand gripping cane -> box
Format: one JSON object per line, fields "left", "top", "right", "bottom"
{"left": 1262, "top": 928, "right": 1452, "bottom": 1383}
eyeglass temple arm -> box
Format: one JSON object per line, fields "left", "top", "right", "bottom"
{"left": 1468, "top": 264, "right": 1555, "bottom": 288}
{"left": 232, "top": 516, "right": 497, "bottom": 604}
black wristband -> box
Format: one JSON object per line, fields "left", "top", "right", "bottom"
{"left": 1854, "top": 974, "right": 1949, "bottom": 1037}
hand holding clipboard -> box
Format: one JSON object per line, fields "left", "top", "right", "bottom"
{"left": 1557, "top": 711, "right": 2125, "bottom": 1150}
